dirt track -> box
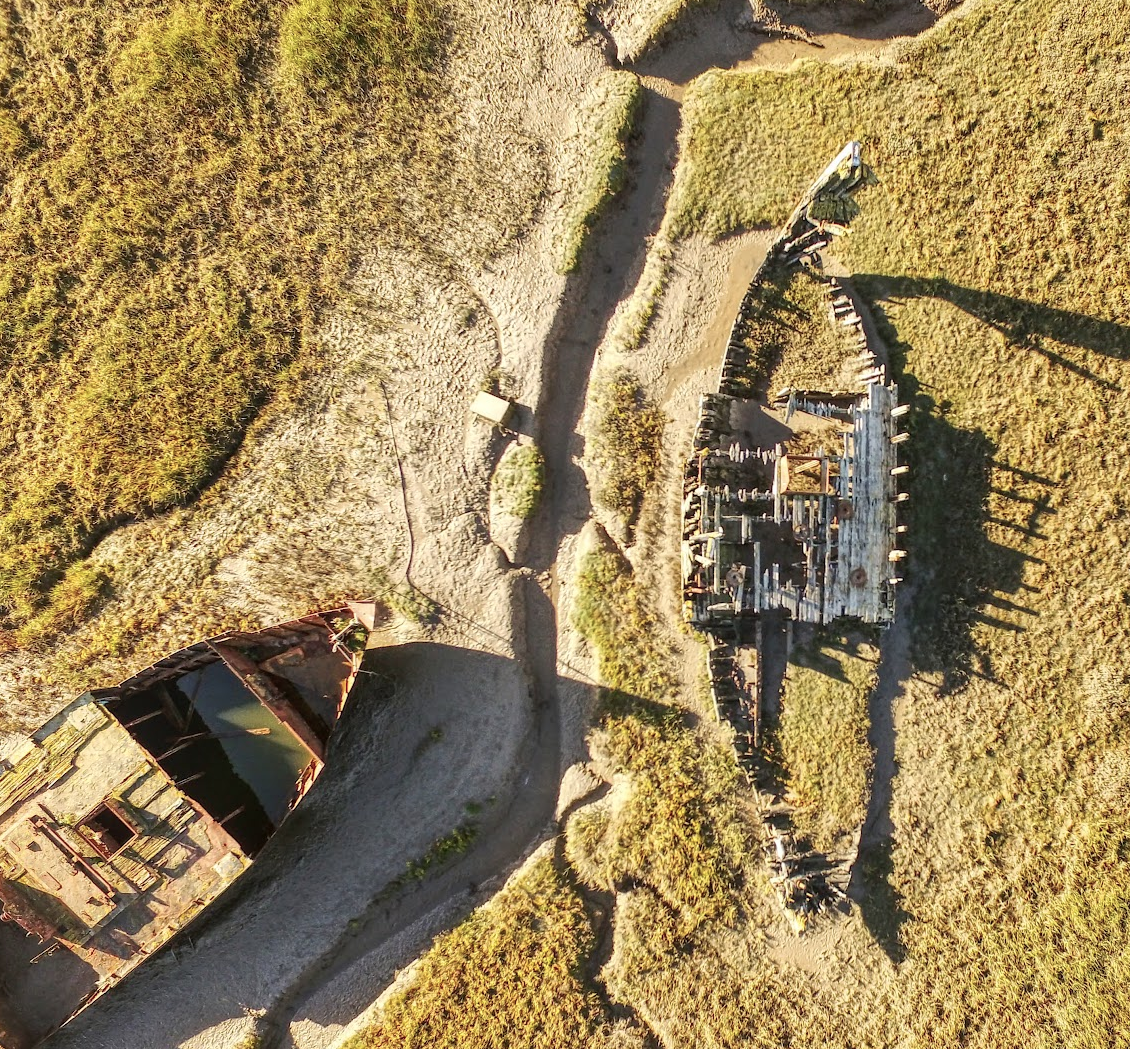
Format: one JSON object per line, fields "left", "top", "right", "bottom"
{"left": 39, "top": 3, "right": 946, "bottom": 1047}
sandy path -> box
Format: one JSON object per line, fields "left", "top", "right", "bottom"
{"left": 262, "top": 3, "right": 950, "bottom": 1044}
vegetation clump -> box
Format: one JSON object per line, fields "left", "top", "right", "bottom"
{"left": 572, "top": 549, "right": 675, "bottom": 701}
{"left": 556, "top": 70, "right": 643, "bottom": 273}
{"left": 772, "top": 632, "right": 877, "bottom": 853}
{"left": 587, "top": 368, "right": 665, "bottom": 525}
{"left": 278, "top": 0, "right": 441, "bottom": 101}
{"left": 571, "top": 551, "right": 749, "bottom": 927}
{"left": 492, "top": 444, "right": 546, "bottom": 520}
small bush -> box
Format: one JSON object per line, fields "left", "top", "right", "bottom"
{"left": 588, "top": 368, "right": 665, "bottom": 525}
{"left": 492, "top": 444, "right": 546, "bottom": 520}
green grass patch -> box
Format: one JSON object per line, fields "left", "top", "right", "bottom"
{"left": 587, "top": 368, "right": 665, "bottom": 525}
{"left": 0, "top": 0, "right": 531, "bottom": 655}
{"left": 772, "top": 631, "right": 877, "bottom": 853}
{"left": 279, "top": 0, "right": 440, "bottom": 101}
{"left": 114, "top": 6, "right": 242, "bottom": 115}
{"left": 340, "top": 853, "right": 631, "bottom": 1049}
{"left": 492, "top": 443, "right": 546, "bottom": 520}
{"left": 404, "top": 822, "right": 477, "bottom": 880}
{"left": 556, "top": 70, "right": 643, "bottom": 273}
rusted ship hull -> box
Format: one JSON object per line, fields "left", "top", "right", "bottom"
{"left": 0, "top": 604, "right": 378, "bottom": 1049}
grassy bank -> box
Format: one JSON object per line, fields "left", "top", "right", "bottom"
{"left": 340, "top": 852, "right": 635, "bottom": 1049}
{"left": 666, "top": 0, "right": 1130, "bottom": 1040}
{"left": 557, "top": 71, "right": 643, "bottom": 274}
{"left": 570, "top": 551, "right": 749, "bottom": 927}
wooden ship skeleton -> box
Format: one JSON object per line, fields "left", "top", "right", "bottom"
{"left": 682, "top": 143, "right": 908, "bottom": 932}
{"left": 682, "top": 142, "right": 906, "bottom": 633}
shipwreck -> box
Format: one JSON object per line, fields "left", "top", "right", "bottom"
{"left": 0, "top": 604, "right": 378, "bottom": 1049}
{"left": 682, "top": 141, "right": 905, "bottom": 632}
{"left": 684, "top": 142, "right": 908, "bottom": 931}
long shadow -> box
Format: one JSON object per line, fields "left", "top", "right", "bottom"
{"left": 841, "top": 281, "right": 1070, "bottom": 960}
{"left": 855, "top": 274, "right": 1130, "bottom": 391}
{"left": 857, "top": 295, "right": 1055, "bottom": 693}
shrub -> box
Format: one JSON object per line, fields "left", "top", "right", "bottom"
{"left": 492, "top": 444, "right": 546, "bottom": 520}
{"left": 587, "top": 368, "right": 664, "bottom": 524}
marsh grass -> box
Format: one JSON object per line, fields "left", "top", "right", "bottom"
{"left": 340, "top": 853, "right": 635, "bottom": 1049}
{"left": 570, "top": 552, "right": 899, "bottom": 1046}
{"left": 771, "top": 631, "right": 877, "bottom": 853}
{"left": 587, "top": 368, "right": 665, "bottom": 526}
{"left": 0, "top": 0, "right": 531, "bottom": 654}
{"left": 557, "top": 71, "right": 643, "bottom": 274}
{"left": 665, "top": 0, "right": 1130, "bottom": 1040}
{"left": 570, "top": 551, "right": 750, "bottom": 928}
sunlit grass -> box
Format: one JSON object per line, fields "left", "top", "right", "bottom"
{"left": 339, "top": 852, "right": 634, "bottom": 1049}
{"left": 0, "top": 0, "right": 451, "bottom": 650}
{"left": 556, "top": 71, "right": 643, "bottom": 274}
{"left": 773, "top": 632, "right": 877, "bottom": 853}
